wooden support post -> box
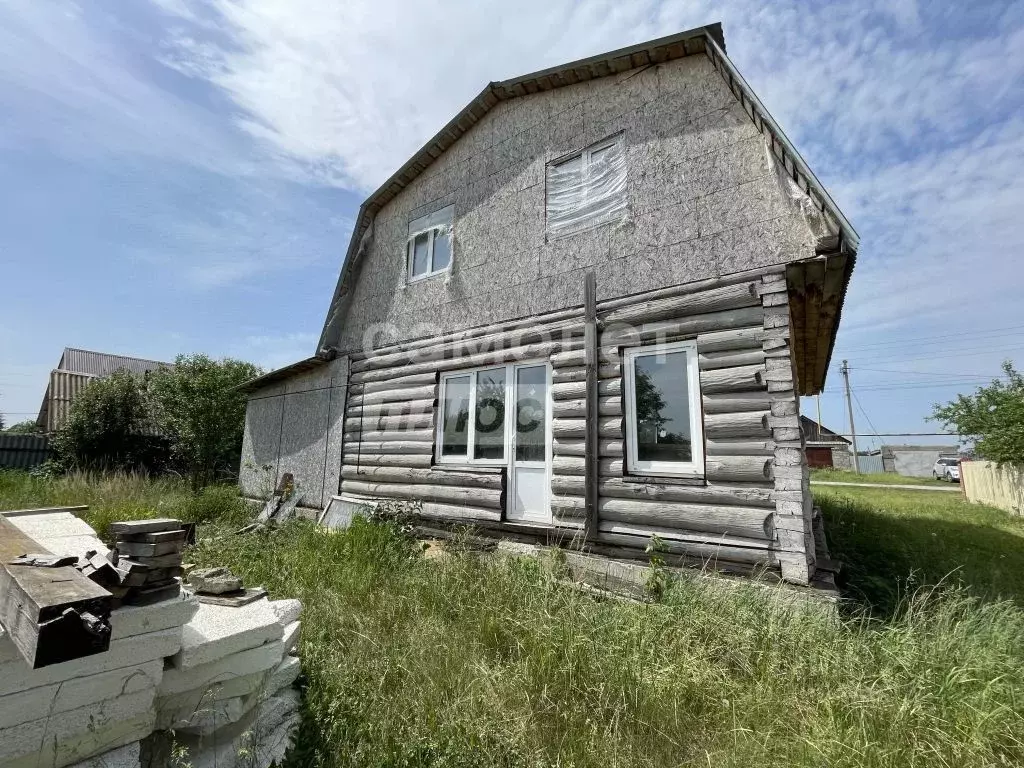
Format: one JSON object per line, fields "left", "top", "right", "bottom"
{"left": 583, "top": 270, "right": 599, "bottom": 541}
{"left": 0, "top": 515, "right": 112, "bottom": 669}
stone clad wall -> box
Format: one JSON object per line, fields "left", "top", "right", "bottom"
{"left": 239, "top": 357, "right": 348, "bottom": 509}
{"left": 332, "top": 53, "right": 817, "bottom": 352}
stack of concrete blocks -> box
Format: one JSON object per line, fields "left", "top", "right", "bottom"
{"left": 146, "top": 597, "right": 302, "bottom": 768}
{"left": 0, "top": 510, "right": 304, "bottom": 768}
{"left": 0, "top": 510, "right": 199, "bottom": 768}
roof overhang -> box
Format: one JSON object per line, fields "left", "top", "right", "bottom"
{"left": 234, "top": 356, "right": 327, "bottom": 395}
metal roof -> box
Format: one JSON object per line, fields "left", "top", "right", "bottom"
{"left": 315, "top": 22, "right": 859, "bottom": 355}
{"left": 56, "top": 347, "right": 170, "bottom": 377}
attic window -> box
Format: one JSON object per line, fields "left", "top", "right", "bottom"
{"left": 407, "top": 205, "right": 454, "bottom": 281}
{"left": 546, "top": 135, "right": 627, "bottom": 239}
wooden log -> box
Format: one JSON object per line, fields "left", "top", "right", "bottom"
{"left": 549, "top": 495, "right": 586, "bottom": 518}
{"left": 342, "top": 429, "right": 434, "bottom": 443}
{"left": 599, "top": 396, "right": 623, "bottom": 416}
{"left": 552, "top": 367, "right": 586, "bottom": 384}
{"left": 695, "top": 326, "right": 764, "bottom": 352}
{"left": 596, "top": 478, "right": 775, "bottom": 507}
{"left": 552, "top": 419, "right": 586, "bottom": 438}
{"left": 598, "top": 363, "right": 621, "bottom": 379}
{"left": 599, "top": 417, "right": 624, "bottom": 439}
{"left": 698, "top": 349, "right": 766, "bottom": 371}
{"left": 583, "top": 270, "right": 599, "bottom": 541}
{"left": 601, "top": 307, "right": 765, "bottom": 346}
{"left": 596, "top": 265, "right": 784, "bottom": 313}
{"left": 552, "top": 381, "right": 586, "bottom": 401}
{"left": 601, "top": 282, "right": 760, "bottom": 325}
{"left": 552, "top": 456, "right": 586, "bottom": 475}
{"left": 702, "top": 391, "right": 771, "bottom": 414}
{"left": 700, "top": 365, "right": 765, "bottom": 394}
{"left": 417, "top": 502, "right": 502, "bottom": 522}
{"left": 353, "top": 318, "right": 583, "bottom": 372}
{"left": 349, "top": 373, "right": 436, "bottom": 396}
{"left": 706, "top": 439, "right": 775, "bottom": 457}
{"left": 552, "top": 397, "right": 622, "bottom": 419}
{"left": 599, "top": 458, "right": 625, "bottom": 476}
{"left": 344, "top": 398, "right": 435, "bottom": 417}
{"left": 340, "top": 440, "right": 433, "bottom": 454}
{"left": 350, "top": 340, "right": 581, "bottom": 384}
{"left": 342, "top": 466, "right": 503, "bottom": 489}
{"left": 596, "top": 532, "right": 774, "bottom": 565}
{"left": 598, "top": 379, "right": 621, "bottom": 397}
{"left": 595, "top": 498, "right": 773, "bottom": 540}
{"left": 340, "top": 453, "right": 434, "bottom": 468}
{"left": 340, "top": 480, "right": 504, "bottom": 509}
{"left": 598, "top": 520, "right": 771, "bottom": 550}
{"left": 347, "top": 384, "right": 437, "bottom": 406}
{"left": 0, "top": 516, "right": 112, "bottom": 669}
{"left": 704, "top": 411, "right": 770, "bottom": 439}
{"left": 600, "top": 440, "right": 624, "bottom": 456}
{"left": 705, "top": 456, "right": 773, "bottom": 483}
{"left": 551, "top": 349, "right": 586, "bottom": 367}
{"left": 344, "top": 413, "right": 433, "bottom": 433}
{"left": 552, "top": 438, "right": 585, "bottom": 456}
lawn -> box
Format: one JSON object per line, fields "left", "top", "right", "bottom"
{"left": 810, "top": 468, "right": 951, "bottom": 487}
{"left": 2, "top": 470, "right": 1023, "bottom": 768}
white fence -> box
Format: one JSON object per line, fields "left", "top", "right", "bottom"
{"left": 961, "top": 461, "right": 1024, "bottom": 515}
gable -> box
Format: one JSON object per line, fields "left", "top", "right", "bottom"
{"left": 317, "top": 24, "right": 857, "bottom": 361}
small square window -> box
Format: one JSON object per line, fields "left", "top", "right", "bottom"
{"left": 546, "top": 135, "right": 626, "bottom": 239}
{"left": 407, "top": 205, "right": 454, "bottom": 281}
{"left": 623, "top": 341, "right": 704, "bottom": 477}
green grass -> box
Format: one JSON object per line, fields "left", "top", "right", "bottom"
{"left": 3, "top": 471, "right": 1023, "bottom": 767}
{"left": 0, "top": 469, "right": 249, "bottom": 537}
{"left": 818, "top": 485, "right": 1024, "bottom": 614}
{"left": 811, "top": 469, "right": 951, "bottom": 487}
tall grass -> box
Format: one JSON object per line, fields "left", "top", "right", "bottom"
{"left": 191, "top": 520, "right": 1024, "bottom": 768}
{"left": 0, "top": 469, "right": 249, "bottom": 537}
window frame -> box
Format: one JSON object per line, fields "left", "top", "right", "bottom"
{"left": 622, "top": 340, "right": 705, "bottom": 478}
{"left": 407, "top": 205, "right": 454, "bottom": 283}
{"left": 435, "top": 360, "right": 551, "bottom": 467}
{"left": 545, "top": 133, "right": 625, "bottom": 238}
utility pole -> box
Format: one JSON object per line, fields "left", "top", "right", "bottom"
{"left": 840, "top": 360, "right": 860, "bottom": 473}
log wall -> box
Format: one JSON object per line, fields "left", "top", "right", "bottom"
{"left": 338, "top": 265, "right": 814, "bottom": 582}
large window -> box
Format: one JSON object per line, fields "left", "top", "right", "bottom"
{"left": 545, "top": 135, "right": 627, "bottom": 239}
{"left": 437, "top": 363, "right": 549, "bottom": 465}
{"left": 623, "top": 341, "right": 704, "bottom": 477}
{"left": 407, "top": 205, "right": 453, "bottom": 281}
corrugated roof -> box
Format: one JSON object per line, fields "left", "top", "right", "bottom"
{"left": 315, "top": 22, "right": 859, "bottom": 354}
{"left": 57, "top": 348, "right": 170, "bottom": 377}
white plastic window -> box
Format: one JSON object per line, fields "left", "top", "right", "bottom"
{"left": 546, "top": 135, "right": 627, "bottom": 239}
{"left": 407, "top": 205, "right": 454, "bottom": 281}
{"left": 623, "top": 340, "right": 705, "bottom": 478}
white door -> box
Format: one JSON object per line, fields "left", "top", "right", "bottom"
{"left": 507, "top": 363, "right": 551, "bottom": 524}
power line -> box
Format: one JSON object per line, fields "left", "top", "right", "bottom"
{"left": 851, "top": 367, "right": 1006, "bottom": 378}
{"left": 838, "top": 323, "right": 1024, "bottom": 352}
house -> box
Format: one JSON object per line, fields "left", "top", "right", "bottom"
{"left": 881, "top": 445, "right": 958, "bottom": 478}
{"left": 236, "top": 23, "right": 858, "bottom": 586}
{"left": 36, "top": 348, "right": 170, "bottom": 433}
{"left": 800, "top": 416, "right": 852, "bottom": 470}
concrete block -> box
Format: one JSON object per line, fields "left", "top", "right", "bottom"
{"left": 0, "top": 689, "right": 155, "bottom": 767}
{"left": 110, "top": 592, "right": 199, "bottom": 641}
{"left": 157, "top": 691, "right": 251, "bottom": 734}
{"left": 0, "top": 660, "right": 161, "bottom": 730}
{"left": 268, "top": 599, "right": 302, "bottom": 627}
{"left": 7, "top": 513, "right": 97, "bottom": 540}
{"left": 159, "top": 641, "right": 285, "bottom": 697}
{"left": 0, "top": 628, "right": 182, "bottom": 698}
{"left": 172, "top": 599, "right": 283, "bottom": 671}
{"left": 67, "top": 741, "right": 141, "bottom": 768}
{"left": 282, "top": 621, "right": 301, "bottom": 654}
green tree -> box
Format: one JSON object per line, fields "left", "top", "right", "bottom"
{"left": 931, "top": 361, "right": 1024, "bottom": 465}
{"left": 148, "top": 354, "right": 261, "bottom": 488}
{"left": 51, "top": 370, "right": 165, "bottom": 471}
{"left": 5, "top": 420, "right": 41, "bottom": 434}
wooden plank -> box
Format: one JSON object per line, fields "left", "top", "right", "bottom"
{"left": 341, "top": 480, "right": 504, "bottom": 509}
{"left": 583, "top": 270, "right": 599, "bottom": 542}
{"left": 0, "top": 516, "right": 112, "bottom": 669}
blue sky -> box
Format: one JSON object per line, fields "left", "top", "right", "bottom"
{"left": 1, "top": 0, "right": 1023, "bottom": 451}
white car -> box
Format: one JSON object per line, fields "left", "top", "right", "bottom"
{"left": 933, "top": 457, "right": 960, "bottom": 482}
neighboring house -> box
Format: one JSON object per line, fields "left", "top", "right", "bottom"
{"left": 800, "top": 416, "right": 852, "bottom": 470}
{"left": 237, "top": 24, "right": 858, "bottom": 586}
{"left": 36, "top": 348, "right": 170, "bottom": 433}
{"left": 881, "top": 445, "right": 959, "bottom": 478}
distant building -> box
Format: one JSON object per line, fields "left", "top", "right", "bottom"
{"left": 881, "top": 445, "right": 959, "bottom": 478}
{"left": 36, "top": 348, "right": 170, "bottom": 433}
{"left": 800, "top": 416, "right": 853, "bottom": 469}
